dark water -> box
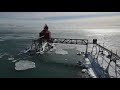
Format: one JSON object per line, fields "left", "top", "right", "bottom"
{"left": 0, "top": 25, "right": 120, "bottom": 78}
{"left": 0, "top": 31, "right": 88, "bottom": 78}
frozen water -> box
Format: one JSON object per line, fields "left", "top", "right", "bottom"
{"left": 82, "top": 69, "right": 87, "bottom": 73}
{"left": 41, "top": 42, "right": 48, "bottom": 52}
{"left": 15, "top": 60, "right": 36, "bottom": 70}
{"left": 12, "top": 60, "right": 16, "bottom": 62}
{"left": 65, "top": 59, "right": 68, "bottom": 61}
{"left": 0, "top": 39, "right": 5, "bottom": 41}
{"left": 55, "top": 49, "right": 68, "bottom": 55}
{"left": 8, "top": 57, "right": 14, "bottom": 60}
{"left": 0, "top": 53, "right": 9, "bottom": 58}
{"left": 52, "top": 43, "right": 76, "bottom": 55}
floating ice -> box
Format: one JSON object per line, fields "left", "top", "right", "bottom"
{"left": 12, "top": 60, "right": 17, "bottom": 62}
{"left": 77, "top": 52, "right": 81, "bottom": 55}
{"left": 75, "top": 46, "right": 85, "bottom": 52}
{"left": 0, "top": 39, "right": 5, "bottom": 41}
{"left": 65, "top": 59, "right": 68, "bottom": 61}
{"left": 36, "top": 51, "right": 44, "bottom": 54}
{"left": 82, "top": 69, "right": 87, "bottom": 73}
{"left": 23, "top": 48, "right": 31, "bottom": 54}
{"left": 55, "top": 43, "right": 75, "bottom": 50}
{"left": 0, "top": 55, "right": 3, "bottom": 58}
{"left": 41, "top": 42, "right": 48, "bottom": 52}
{"left": 15, "top": 60, "right": 36, "bottom": 70}
{"left": 0, "top": 53, "right": 9, "bottom": 58}
{"left": 55, "top": 49, "right": 68, "bottom": 55}
{"left": 4, "top": 53, "right": 9, "bottom": 56}
{"left": 8, "top": 57, "right": 14, "bottom": 60}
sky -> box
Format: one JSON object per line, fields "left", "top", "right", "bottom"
{"left": 0, "top": 12, "right": 120, "bottom": 29}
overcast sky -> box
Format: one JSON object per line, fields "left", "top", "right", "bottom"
{"left": 0, "top": 12, "right": 120, "bottom": 29}
{"left": 0, "top": 12, "right": 120, "bottom": 19}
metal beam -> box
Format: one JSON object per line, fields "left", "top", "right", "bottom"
{"left": 50, "top": 38, "right": 88, "bottom": 45}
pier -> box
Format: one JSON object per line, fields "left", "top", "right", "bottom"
{"left": 30, "top": 38, "right": 120, "bottom": 78}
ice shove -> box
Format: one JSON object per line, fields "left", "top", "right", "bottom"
{"left": 15, "top": 60, "right": 36, "bottom": 70}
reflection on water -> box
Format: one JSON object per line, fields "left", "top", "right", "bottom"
{"left": 0, "top": 25, "right": 120, "bottom": 78}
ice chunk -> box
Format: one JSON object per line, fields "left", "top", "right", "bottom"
{"left": 12, "top": 60, "right": 17, "bottom": 62}
{"left": 36, "top": 51, "right": 44, "bottom": 54}
{"left": 15, "top": 60, "right": 36, "bottom": 70}
{"left": 23, "top": 48, "right": 31, "bottom": 54}
{"left": 55, "top": 49, "right": 68, "bottom": 55}
{"left": 0, "top": 53, "right": 9, "bottom": 58}
{"left": 41, "top": 42, "right": 48, "bottom": 52}
{"left": 55, "top": 43, "right": 75, "bottom": 50}
{"left": 82, "top": 69, "right": 87, "bottom": 73}
{"left": 8, "top": 57, "right": 14, "bottom": 60}
{"left": 0, "top": 39, "right": 5, "bottom": 41}
{"left": 88, "top": 68, "right": 97, "bottom": 78}
{"left": 65, "top": 59, "right": 68, "bottom": 61}
{"left": 77, "top": 52, "right": 81, "bottom": 55}
{"left": 0, "top": 55, "right": 3, "bottom": 58}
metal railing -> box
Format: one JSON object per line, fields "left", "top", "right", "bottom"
{"left": 30, "top": 37, "right": 120, "bottom": 78}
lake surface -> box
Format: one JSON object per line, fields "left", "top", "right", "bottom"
{"left": 0, "top": 24, "right": 120, "bottom": 78}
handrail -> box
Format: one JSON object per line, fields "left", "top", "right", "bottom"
{"left": 30, "top": 37, "right": 120, "bottom": 78}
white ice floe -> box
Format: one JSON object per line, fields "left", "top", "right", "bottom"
{"left": 0, "top": 53, "right": 9, "bottom": 58}
{"left": 15, "top": 60, "right": 36, "bottom": 70}
{"left": 36, "top": 42, "right": 48, "bottom": 54}
{"left": 65, "top": 59, "right": 68, "bottom": 61}
{"left": 12, "top": 60, "right": 17, "bottom": 62}
{"left": 41, "top": 42, "right": 48, "bottom": 52}
{"left": 82, "top": 69, "right": 87, "bottom": 73}
{"left": 75, "top": 46, "right": 86, "bottom": 52}
{"left": 52, "top": 44, "right": 71, "bottom": 55}
{"left": 88, "top": 68, "right": 97, "bottom": 78}
{"left": 55, "top": 49, "right": 68, "bottom": 55}
{"left": 36, "top": 51, "right": 44, "bottom": 54}
{"left": 77, "top": 52, "right": 81, "bottom": 55}
{"left": 23, "top": 48, "right": 31, "bottom": 54}
{"left": 8, "top": 57, "right": 14, "bottom": 60}
{"left": 0, "top": 56, "right": 3, "bottom": 58}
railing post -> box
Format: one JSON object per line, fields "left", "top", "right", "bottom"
{"left": 85, "top": 40, "right": 88, "bottom": 58}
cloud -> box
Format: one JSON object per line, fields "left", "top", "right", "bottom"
{"left": 0, "top": 12, "right": 120, "bottom": 19}
{"left": 0, "top": 12, "right": 120, "bottom": 29}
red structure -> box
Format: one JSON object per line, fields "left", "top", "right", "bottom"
{"left": 39, "top": 24, "right": 51, "bottom": 41}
